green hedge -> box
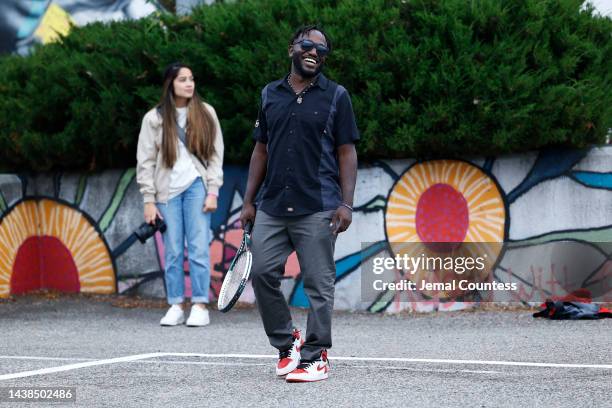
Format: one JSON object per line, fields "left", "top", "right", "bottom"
{"left": 0, "top": 0, "right": 610, "bottom": 171}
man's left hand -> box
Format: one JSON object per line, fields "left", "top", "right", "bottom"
{"left": 330, "top": 206, "right": 352, "bottom": 234}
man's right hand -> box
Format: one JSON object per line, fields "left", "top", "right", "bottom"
{"left": 144, "top": 203, "right": 162, "bottom": 225}
{"left": 240, "top": 203, "right": 256, "bottom": 229}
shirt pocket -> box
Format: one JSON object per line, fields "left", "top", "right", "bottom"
{"left": 299, "top": 109, "right": 330, "bottom": 136}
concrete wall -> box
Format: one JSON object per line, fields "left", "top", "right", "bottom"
{"left": 1, "top": 146, "right": 611, "bottom": 311}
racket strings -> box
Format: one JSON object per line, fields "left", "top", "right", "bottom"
{"left": 219, "top": 252, "right": 249, "bottom": 307}
{"left": 232, "top": 253, "right": 249, "bottom": 278}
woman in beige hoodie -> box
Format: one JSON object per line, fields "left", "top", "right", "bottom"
{"left": 136, "top": 62, "right": 224, "bottom": 327}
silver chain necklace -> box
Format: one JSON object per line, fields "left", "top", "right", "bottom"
{"left": 287, "top": 73, "right": 315, "bottom": 104}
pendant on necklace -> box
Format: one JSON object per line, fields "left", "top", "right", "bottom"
{"left": 297, "top": 96, "right": 303, "bottom": 104}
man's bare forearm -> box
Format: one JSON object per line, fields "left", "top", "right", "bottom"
{"left": 337, "top": 144, "right": 357, "bottom": 206}
{"left": 244, "top": 142, "right": 268, "bottom": 205}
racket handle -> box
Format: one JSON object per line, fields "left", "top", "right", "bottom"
{"left": 244, "top": 220, "right": 254, "bottom": 234}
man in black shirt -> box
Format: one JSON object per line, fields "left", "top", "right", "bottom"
{"left": 240, "top": 25, "right": 359, "bottom": 383}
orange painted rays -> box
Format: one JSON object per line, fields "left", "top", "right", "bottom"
{"left": 384, "top": 160, "right": 506, "bottom": 298}
{"left": 386, "top": 160, "right": 506, "bottom": 243}
{"left": 0, "top": 199, "right": 115, "bottom": 297}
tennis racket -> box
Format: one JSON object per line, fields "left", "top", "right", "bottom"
{"left": 217, "top": 221, "right": 253, "bottom": 312}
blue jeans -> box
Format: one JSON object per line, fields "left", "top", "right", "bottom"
{"left": 157, "top": 178, "right": 211, "bottom": 304}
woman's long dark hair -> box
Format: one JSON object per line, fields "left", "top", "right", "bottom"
{"left": 157, "top": 62, "right": 216, "bottom": 169}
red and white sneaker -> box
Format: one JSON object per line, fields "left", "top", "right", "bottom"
{"left": 285, "top": 350, "right": 330, "bottom": 383}
{"left": 276, "top": 328, "right": 304, "bottom": 376}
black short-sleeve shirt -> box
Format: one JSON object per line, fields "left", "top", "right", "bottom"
{"left": 252, "top": 74, "right": 359, "bottom": 216}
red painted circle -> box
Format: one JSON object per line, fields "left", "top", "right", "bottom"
{"left": 11, "top": 236, "right": 80, "bottom": 294}
{"left": 416, "top": 183, "right": 469, "bottom": 243}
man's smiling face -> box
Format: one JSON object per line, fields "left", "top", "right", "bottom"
{"left": 289, "top": 30, "right": 328, "bottom": 78}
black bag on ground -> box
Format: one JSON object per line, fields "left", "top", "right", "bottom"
{"left": 533, "top": 300, "right": 612, "bottom": 320}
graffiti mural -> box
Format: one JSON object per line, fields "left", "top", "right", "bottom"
{"left": 0, "top": 146, "right": 611, "bottom": 312}
{"left": 0, "top": 198, "right": 115, "bottom": 296}
{"left": 0, "top": 0, "right": 159, "bottom": 55}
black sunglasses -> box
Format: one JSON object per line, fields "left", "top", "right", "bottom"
{"left": 293, "top": 39, "right": 330, "bottom": 57}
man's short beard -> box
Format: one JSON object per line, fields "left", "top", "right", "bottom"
{"left": 292, "top": 52, "right": 322, "bottom": 78}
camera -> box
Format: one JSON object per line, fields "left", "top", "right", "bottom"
{"left": 134, "top": 218, "right": 167, "bottom": 243}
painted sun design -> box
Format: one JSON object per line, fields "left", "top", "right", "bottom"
{"left": 385, "top": 160, "right": 506, "bottom": 299}
{"left": 0, "top": 199, "right": 115, "bottom": 297}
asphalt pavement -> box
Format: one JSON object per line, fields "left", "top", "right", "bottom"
{"left": 1, "top": 295, "right": 610, "bottom": 407}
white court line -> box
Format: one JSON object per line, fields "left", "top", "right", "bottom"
{"left": 0, "top": 353, "right": 165, "bottom": 381}
{"left": 137, "top": 360, "right": 268, "bottom": 367}
{"left": 1, "top": 352, "right": 610, "bottom": 380}
{"left": 161, "top": 353, "right": 612, "bottom": 370}
{"left": 133, "top": 360, "right": 501, "bottom": 374}
{"left": 129, "top": 360, "right": 499, "bottom": 374}
{"left": 0, "top": 356, "right": 497, "bottom": 374}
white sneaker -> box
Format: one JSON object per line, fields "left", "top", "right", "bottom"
{"left": 276, "top": 328, "right": 304, "bottom": 376}
{"left": 186, "top": 304, "right": 210, "bottom": 327}
{"left": 286, "top": 350, "right": 330, "bottom": 383}
{"left": 160, "top": 305, "right": 185, "bottom": 326}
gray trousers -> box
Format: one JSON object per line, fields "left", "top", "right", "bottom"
{"left": 251, "top": 209, "right": 337, "bottom": 361}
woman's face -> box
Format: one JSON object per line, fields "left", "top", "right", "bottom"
{"left": 172, "top": 68, "right": 195, "bottom": 100}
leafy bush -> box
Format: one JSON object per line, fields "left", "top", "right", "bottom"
{"left": 0, "top": 0, "right": 610, "bottom": 171}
